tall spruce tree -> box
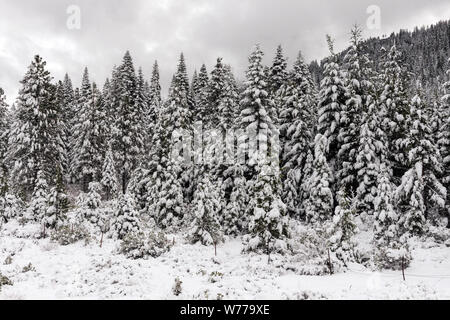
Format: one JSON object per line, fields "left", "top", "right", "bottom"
{"left": 317, "top": 36, "right": 347, "bottom": 162}
{"left": 8, "top": 55, "right": 62, "bottom": 196}
{"left": 111, "top": 51, "right": 145, "bottom": 194}
{"left": 396, "top": 92, "right": 446, "bottom": 235}
{"left": 380, "top": 45, "right": 411, "bottom": 180}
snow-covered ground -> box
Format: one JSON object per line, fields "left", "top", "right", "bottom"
{"left": 1, "top": 220, "right": 449, "bottom": 300}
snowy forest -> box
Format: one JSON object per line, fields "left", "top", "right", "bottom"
{"left": 1, "top": 19, "right": 450, "bottom": 299}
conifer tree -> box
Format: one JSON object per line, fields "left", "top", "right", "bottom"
{"left": 44, "top": 169, "right": 68, "bottom": 229}
{"left": 101, "top": 145, "right": 119, "bottom": 201}
{"left": 396, "top": 92, "right": 446, "bottom": 235}
{"left": 268, "top": 45, "right": 288, "bottom": 123}
{"left": 278, "top": 52, "right": 316, "bottom": 217}
{"left": 338, "top": 26, "right": 374, "bottom": 195}
{"left": 305, "top": 134, "right": 334, "bottom": 224}
{"left": 373, "top": 163, "right": 411, "bottom": 269}
{"left": 189, "top": 171, "right": 223, "bottom": 245}
{"left": 112, "top": 193, "right": 140, "bottom": 240}
{"left": 327, "top": 190, "right": 357, "bottom": 265}
{"left": 244, "top": 165, "right": 289, "bottom": 254}
{"left": 27, "top": 169, "right": 49, "bottom": 223}
{"left": 8, "top": 55, "right": 62, "bottom": 195}
{"left": 380, "top": 45, "right": 411, "bottom": 179}
{"left": 71, "top": 71, "right": 105, "bottom": 191}
{"left": 223, "top": 166, "right": 249, "bottom": 236}
{"left": 0, "top": 88, "right": 10, "bottom": 196}
{"left": 438, "top": 58, "right": 450, "bottom": 225}
{"left": 239, "top": 45, "right": 277, "bottom": 174}
{"left": 111, "top": 51, "right": 145, "bottom": 194}
{"left": 317, "top": 36, "right": 347, "bottom": 161}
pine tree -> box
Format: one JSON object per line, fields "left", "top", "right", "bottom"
{"left": 111, "top": 51, "right": 145, "bottom": 194}
{"left": 305, "top": 134, "right": 334, "bottom": 224}
{"left": 27, "top": 169, "right": 49, "bottom": 223}
{"left": 380, "top": 45, "right": 411, "bottom": 180}
{"left": 71, "top": 71, "right": 105, "bottom": 191}
{"left": 112, "top": 193, "right": 140, "bottom": 240}
{"left": 44, "top": 169, "right": 68, "bottom": 229}
{"left": 148, "top": 159, "right": 185, "bottom": 229}
{"left": 317, "top": 36, "right": 347, "bottom": 161}
{"left": 0, "top": 88, "right": 10, "bottom": 196}
{"left": 268, "top": 45, "right": 288, "bottom": 124}
{"left": 239, "top": 45, "right": 278, "bottom": 174}
{"left": 101, "top": 145, "right": 119, "bottom": 201}
{"left": 438, "top": 58, "right": 450, "bottom": 225}
{"left": 373, "top": 164, "right": 410, "bottom": 269}
{"left": 327, "top": 190, "right": 357, "bottom": 265}
{"left": 396, "top": 92, "right": 446, "bottom": 235}
{"left": 338, "top": 26, "right": 375, "bottom": 195}
{"left": 223, "top": 166, "right": 249, "bottom": 236}
{"left": 355, "top": 96, "right": 386, "bottom": 215}
{"left": 279, "top": 52, "right": 316, "bottom": 217}
{"left": 244, "top": 165, "right": 289, "bottom": 254}
{"left": 218, "top": 65, "right": 240, "bottom": 130}
{"left": 8, "top": 55, "right": 62, "bottom": 195}
{"left": 149, "top": 60, "right": 162, "bottom": 108}
{"left": 188, "top": 171, "right": 223, "bottom": 245}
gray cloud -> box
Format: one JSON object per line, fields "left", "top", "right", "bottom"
{"left": 0, "top": 0, "right": 449, "bottom": 104}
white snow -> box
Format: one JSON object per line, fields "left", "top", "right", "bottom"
{"left": 1, "top": 221, "right": 450, "bottom": 300}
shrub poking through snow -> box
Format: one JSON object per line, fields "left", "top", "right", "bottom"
{"left": 0, "top": 193, "right": 23, "bottom": 224}
{"left": 111, "top": 193, "right": 140, "bottom": 240}
{"left": 172, "top": 277, "right": 182, "bottom": 296}
{"left": 51, "top": 224, "right": 91, "bottom": 246}
{"left": 0, "top": 272, "right": 13, "bottom": 290}
{"left": 119, "top": 230, "right": 171, "bottom": 259}
{"left": 327, "top": 190, "right": 357, "bottom": 265}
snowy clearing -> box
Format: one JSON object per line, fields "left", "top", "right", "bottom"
{"left": 1, "top": 222, "right": 449, "bottom": 300}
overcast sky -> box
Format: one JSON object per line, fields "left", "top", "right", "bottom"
{"left": 1, "top": 0, "right": 449, "bottom": 104}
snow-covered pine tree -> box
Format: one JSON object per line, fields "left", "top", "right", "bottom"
{"left": 298, "top": 148, "right": 314, "bottom": 220}
{"left": 112, "top": 193, "right": 140, "bottom": 240}
{"left": 218, "top": 64, "right": 240, "bottom": 130}
{"left": 317, "top": 36, "right": 347, "bottom": 161}
{"left": 206, "top": 58, "right": 227, "bottom": 129}
{"left": 373, "top": 163, "right": 410, "bottom": 269}
{"left": 166, "top": 53, "right": 195, "bottom": 204}
{"left": 327, "top": 189, "right": 357, "bottom": 265}
{"left": 380, "top": 45, "right": 411, "bottom": 180}
{"left": 149, "top": 60, "right": 162, "bottom": 109}
{"left": 338, "top": 26, "right": 374, "bottom": 195}
{"left": 305, "top": 134, "right": 334, "bottom": 224}
{"left": 111, "top": 51, "right": 145, "bottom": 194}
{"left": 238, "top": 45, "right": 278, "bottom": 175}
{"left": 101, "top": 145, "right": 119, "bottom": 201}
{"left": 0, "top": 88, "right": 10, "bottom": 196}
{"left": 8, "top": 55, "right": 63, "bottom": 196}
{"left": 223, "top": 165, "right": 249, "bottom": 236}
{"left": 438, "top": 58, "right": 450, "bottom": 226}
{"left": 44, "top": 168, "right": 68, "bottom": 229}
{"left": 278, "top": 51, "right": 316, "bottom": 217}
{"left": 244, "top": 165, "right": 289, "bottom": 254}
{"left": 188, "top": 170, "right": 223, "bottom": 245}
{"left": 268, "top": 45, "right": 288, "bottom": 124}
{"left": 71, "top": 70, "right": 105, "bottom": 192}
{"left": 396, "top": 91, "right": 446, "bottom": 235}
{"left": 27, "top": 169, "right": 49, "bottom": 223}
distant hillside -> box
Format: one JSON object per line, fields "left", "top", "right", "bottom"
{"left": 310, "top": 20, "right": 450, "bottom": 98}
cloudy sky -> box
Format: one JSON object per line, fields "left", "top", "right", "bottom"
{"left": 0, "top": 0, "right": 449, "bottom": 104}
